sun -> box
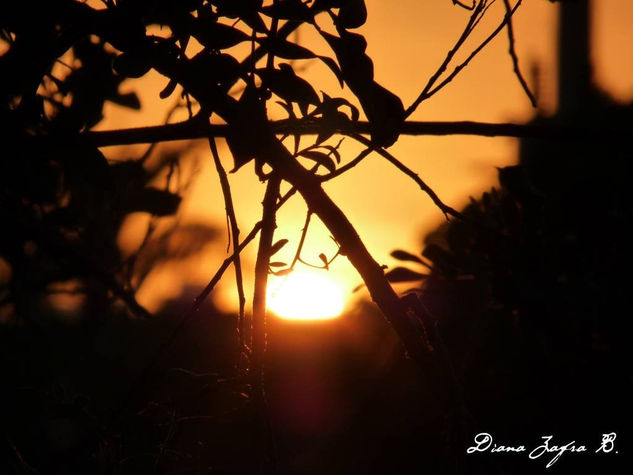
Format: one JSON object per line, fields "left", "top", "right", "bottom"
{"left": 266, "top": 269, "right": 345, "bottom": 321}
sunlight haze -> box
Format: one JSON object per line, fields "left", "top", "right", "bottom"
{"left": 103, "top": 0, "right": 633, "bottom": 315}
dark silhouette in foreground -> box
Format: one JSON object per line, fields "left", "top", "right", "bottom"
{"left": 388, "top": 1, "right": 631, "bottom": 472}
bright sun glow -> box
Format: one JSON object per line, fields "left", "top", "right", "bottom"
{"left": 266, "top": 269, "right": 345, "bottom": 321}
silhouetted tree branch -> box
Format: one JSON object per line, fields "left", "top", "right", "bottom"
{"left": 209, "top": 136, "right": 247, "bottom": 357}
{"left": 77, "top": 119, "right": 630, "bottom": 148}
{"left": 251, "top": 173, "right": 280, "bottom": 473}
{"left": 502, "top": 0, "right": 537, "bottom": 106}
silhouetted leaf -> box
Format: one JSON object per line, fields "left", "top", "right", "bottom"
{"left": 312, "top": 0, "right": 342, "bottom": 12}
{"left": 213, "top": 0, "right": 267, "bottom": 32}
{"left": 109, "top": 91, "right": 142, "bottom": 109}
{"left": 337, "top": 0, "right": 367, "bottom": 29}
{"left": 108, "top": 160, "right": 147, "bottom": 185}
{"left": 276, "top": 101, "right": 295, "bottom": 118}
{"left": 320, "top": 29, "right": 373, "bottom": 87}
{"left": 391, "top": 250, "right": 424, "bottom": 264}
{"left": 62, "top": 144, "right": 110, "bottom": 189}
{"left": 113, "top": 52, "right": 152, "bottom": 78}
{"left": 259, "top": 37, "right": 316, "bottom": 60}
{"left": 320, "top": 30, "right": 403, "bottom": 146}
{"left": 270, "top": 239, "right": 289, "bottom": 256}
{"left": 258, "top": 64, "right": 320, "bottom": 115}
{"left": 193, "top": 21, "right": 251, "bottom": 50}
{"left": 318, "top": 253, "right": 329, "bottom": 269}
{"left": 159, "top": 78, "right": 178, "bottom": 99}
{"left": 323, "top": 145, "right": 342, "bottom": 164}
{"left": 261, "top": 0, "right": 314, "bottom": 22}
{"left": 269, "top": 261, "right": 287, "bottom": 267}
{"left": 190, "top": 52, "right": 243, "bottom": 87}
{"left": 213, "top": 0, "right": 263, "bottom": 17}
{"left": 385, "top": 267, "right": 427, "bottom": 283}
{"left": 242, "top": 11, "right": 268, "bottom": 33}
{"left": 226, "top": 132, "right": 254, "bottom": 172}
{"left": 304, "top": 143, "right": 342, "bottom": 164}
{"left": 365, "top": 82, "right": 405, "bottom": 146}
{"left": 422, "top": 243, "right": 453, "bottom": 271}
{"left": 299, "top": 150, "right": 336, "bottom": 173}
{"left": 276, "top": 101, "right": 302, "bottom": 154}
{"left": 318, "top": 93, "right": 360, "bottom": 122}
{"left": 317, "top": 55, "right": 344, "bottom": 87}
{"left": 274, "top": 268, "right": 293, "bottom": 276}
{"left": 124, "top": 187, "right": 182, "bottom": 216}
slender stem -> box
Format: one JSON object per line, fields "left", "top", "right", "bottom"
{"left": 346, "top": 133, "right": 463, "bottom": 220}
{"left": 289, "top": 210, "right": 312, "bottom": 269}
{"left": 406, "top": 0, "right": 485, "bottom": 118}
{"left": 424, "top": 0, "right": 523, "bottom": 101}
{"left": 107, "top": 186, "right": 299, "bottom": 428}
{"left": 251, "top": 174, "right": 281, "bottom": 473}
{"left": 209, "top": 137, "right": 247, "bottom": 362}
{"left": 267, "top": 0, "right": 279, "bottom": 72}
{"left": 502, "top": 0, "right": 536, "bottom": 107}
{"left": 321, "top": 146, "right": 373, "bottom": 182}
{"left": 257, "top": 135, "right": 431, "bottom": 363}
{"left": 453, "top": 0, "right": 476, "bottom": 10}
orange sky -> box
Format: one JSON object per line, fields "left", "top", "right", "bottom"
{"left": 102, "top": 1, "right": 633, "bottom": 313}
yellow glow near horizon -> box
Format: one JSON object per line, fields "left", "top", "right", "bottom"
{"left": 266, "top": 269, "right": 345, "bottom": 321}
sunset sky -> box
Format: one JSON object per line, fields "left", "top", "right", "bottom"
{"left": 99, "top": 0, "right": 633, "bottom": 314}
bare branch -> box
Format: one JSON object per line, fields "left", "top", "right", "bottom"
{"left": 346, "top": 133, "right": 463, "bottom": 221}
{"left": 502, "top": 0, "right": 537, "bottom": 107}
{"left": 289, "top": 210, "right": 313, "bottom": 270}
{"left": 107, "top": 185, "right": 299, "bottom": 428}
{"left": 406, "top": 1, "right": 486, "bottom": 118}
{"left": 209, "top": 136, "right": 247, "bottom": 359}
{"left": 251, "top": 173, "right": 281, "bottom": 472}
{"left": 424, "top": 0, "right": 523, "bottom": 101}
{"left": 453, "top": 0, "right": 476, "bottom": 10}
{"left": 80, "top": 118, "right": 630, "bottom": 149}
{"left": 320, "top": 147, "right": 373, "bottom": 182}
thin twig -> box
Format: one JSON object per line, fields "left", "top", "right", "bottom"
{"left": 424, "top": 0, "right": 523, "bottom": 101}
{"left": 405, "top": 1, "right": 486, "bottom": 118}
{"left": 346, "top": 133, "right": 463, "bottom": 220}
{"left": 5, "top": 439, "right": 39, "bottom": 474}
{"left": 266, "top": 0, "right": 279, "bottom": 72}
{"left": 289, "top": 210, "right": 312, "bottom": 269}
{"left": 320, "top": 146, "right": 373, "bottom": 182}
{"left": 209, "top": 137, "right": 247, "bottom": 362}
{"left": 470, "top": 0, "right": 497, "bottom": 32}
{"left": 502, "top": 0, "right": 536, "bottom": 107}
{"left": 122, "top": 216, "right": 157, "bottom": 288}
{"left": 453, "top": 0, "right": 476, "bottom": 10}
{"left": 107, "top": 186, "right": 299, "bottom": 429}
{"left": 297, "top": 246, "right": 342, "bottom": 270}
{"left": 251, "top": 173, "right": 281, "bottom": 474}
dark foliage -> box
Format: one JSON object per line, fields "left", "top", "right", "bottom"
{"left": 388, "top": 90, "right": 632, "bottom": 473}
{"left": 0, "top": 0, "right": 413, "bottom": 472}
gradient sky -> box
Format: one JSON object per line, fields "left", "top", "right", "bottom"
{"left": 99, "top": 0, "right": 633, "bottom": 313}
